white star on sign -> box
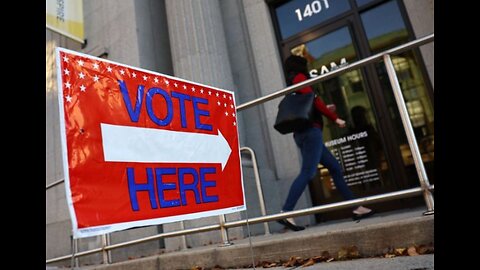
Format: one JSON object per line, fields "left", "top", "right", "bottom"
{"left": 65, "top": 82, "right": 71, "bottom": 89}
{"left": 63, "top": 56, "right": 69, "bottom": 62}
{"left": 217, "top": 101, "right": 221, "bottom": 106}
{"left": 174, "top": 82, "right": 178, "bottom": 88}
{"left": 66, "top": 95, "right": 73, "bottom": 102}
{"left": 232, "top": 112, "right": 236, "bottom": 117}
{"left": 230, "top": 104, "right": 234, "bottom": 108}
{"left": 233, "top": 122, "right": 237, "bottom": 126}
{"left": 120, "top": 69, "right": 125, "bottom": 75}
{"left": 77, "top": 60, "right": 84, "bottom": 66}
{"left": 200, "top": 89, "right": 204, "bottom": 94}
{"left": 93, "top": 75, "right": 99, "bottom": 82}
{"left": 107, "top": 66, "right": 113, "bottom": 72}
{"left": 143, "top": 75, "right": 148, "bottom": 81}
{"left": 164, "top": 79, "right": 169, "bottom": 85}
{"left": 223, "top": 94, "right": 226, "bottom": 98}
{"left": 79, "top": 72, "right": 85, "bottom": 79}
{"left": 183, "top": 85, "right": 187, "bottom": 90}
{"left": 225, "top": 112, "right": 229, "bottom": 116}
{"left": 154, "top": 77, "right": 159, "bottom": 83}
{"left": 80, "top": 85, "right": 86, "bottom": 92}
{"left": 208, "top": 91, "right": 212, "bottom": 95}
{"left": 216, "top": 93, "right": 219, "bottom": 97}
{"left": 64, "top": 69, "right": 70, "bottom": 75}
{"left": 191, "top": 87, "right": 195, "bottom": 92}
{"left": 229, "top": 96, "right": 232, "bottom": 100}
{"left": 93, "top": 63, "right": 99, "bottom": 70}
{"left": 224, "top": 103, "right": 227, "bottom": 107}
{"left": 132, "top": 72, "right": 137, "bottom": 78}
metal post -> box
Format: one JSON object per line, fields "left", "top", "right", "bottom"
{"left": 46, "top": 178, "right": 65, "bottom": 190}
{"left": 218, "top": 215, "right": 233, "bottom": 246}
{"left": 106, "top": 234, "right": 112, "bottom": 264}
{"left": 70, "top": 235, "right": 75, "bottom": 270}
{"left": 74, "top": 238, "right": 79, "bottom": 267}
{"left": 383, "top": 54, "right": 434, "bottom": 215}
{"left": 241, "top": 147, "right": 270, "bottom": 235}
{"left": 179, "top": 221, "right": 188, "bottom": 249}
{"left": 101, "top": 234, "right": 110, "bottom": 264}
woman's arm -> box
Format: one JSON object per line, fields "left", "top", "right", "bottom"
{"left": 314, "top": 97, "right": 338, "bottom": 122}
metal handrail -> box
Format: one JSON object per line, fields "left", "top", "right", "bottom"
{"left": 46, "top": 33, "right": 434, "bottom": 264}
{"left": 240, "top": 147, "right": 270, "bottom": 235}
{"left": 46, "top": 178, "right": 64, "bottom": 190}
{"left": 236, "top": 33, "right": 434, "bottom": 111}
{"left": 46, "top": 185, "right": 434, "bottom": 263}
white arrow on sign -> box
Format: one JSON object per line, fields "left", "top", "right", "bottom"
{"left": 100, "top": 123, "right": 232, "bottom": 170}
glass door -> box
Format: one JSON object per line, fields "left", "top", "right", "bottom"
{"left": 283, "top": 20, "right": 401, "bottom": 221}
{"left": 359, "top": 0, "right": 434, "bottom": 187}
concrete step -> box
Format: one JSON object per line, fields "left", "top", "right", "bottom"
{"left": 76, "top": 208, "right": 433, "bottom": 270}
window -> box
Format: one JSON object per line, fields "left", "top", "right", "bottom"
{"left": 360, "top": 0, "right": 409, "bottom": 54}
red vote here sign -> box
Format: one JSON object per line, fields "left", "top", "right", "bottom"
{"left": 55, "top": 48, "right": 245, "bottom": 238}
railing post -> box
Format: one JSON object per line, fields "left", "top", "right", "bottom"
{"left": 74, "top": 238, "right": 79, "bottom": 267}
{"left": 70, "top": 234, "right": 76, "bottom": 269}
{"left": 383, "top": 54, "right": 434, "bottom": 215}
{"left": 101, "top": 234, "right": 110, "bottom": 264}
{"left": 219, "top": 214, "right": 233, "bottom": 246}
{"left": 179, "top": 221, "right": 188, "bottom": 249}
{"left": 241, "top": 147, "right": 270, "bottom": 235}
{"left": 106, "top": 233, "right": 112, "bottom": 263}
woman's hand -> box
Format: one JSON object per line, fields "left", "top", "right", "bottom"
{"left": 335, "top": 118, "right": 346, "bottom": 128}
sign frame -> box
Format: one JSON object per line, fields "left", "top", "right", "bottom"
{"left": 55, "top": 47, "right": 245, "bottom": 238}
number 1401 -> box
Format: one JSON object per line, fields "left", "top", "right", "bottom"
{"left": 295, "top": 0, "right": 330, "bottom": 22}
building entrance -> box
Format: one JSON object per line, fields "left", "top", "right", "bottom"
{"left": 273, "top": 0, "right": 434, "bottom": 221}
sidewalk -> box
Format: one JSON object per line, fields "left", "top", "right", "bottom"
{"left": 77, "top": 207, "right": 433, "bottom": 270}
{"left": 234, "top": 254, "right": 434, "bottom": 270}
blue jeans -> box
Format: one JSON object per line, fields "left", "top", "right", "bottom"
{"left": 282, "top": 127, "right": 354, "bottom": 211}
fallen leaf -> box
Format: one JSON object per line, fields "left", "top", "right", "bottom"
{"left": 338, "top": 246, "right": 361, "bottom": 260}
{"left": 302, "top": 258, "right": 315, "bottom": 267}
{"left": 407, "top": 246, "right": 419, "bottom": 256}
{"left": 395, "top": 248, "right": 406, "bottom": 256}
{"left": 283, "top": 256, "right": 303, "bottom": 267}
{"left": 260, "top": 261, "right": 277, "bottom": 268}
{"left": 385, "top": 254, "right": 396, "bottom": 258}
{"left": 312, "top": 255, "right": 326, "bottom": 262}
{"left": 326, "top": 257, "right": 335, "bottom": 263}
{"left": 338, "top": 247, "right": 349, "bottom": 260}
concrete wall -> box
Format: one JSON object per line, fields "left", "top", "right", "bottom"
{"left": 403, "top": 0, "right": 434, "bottom": 88}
